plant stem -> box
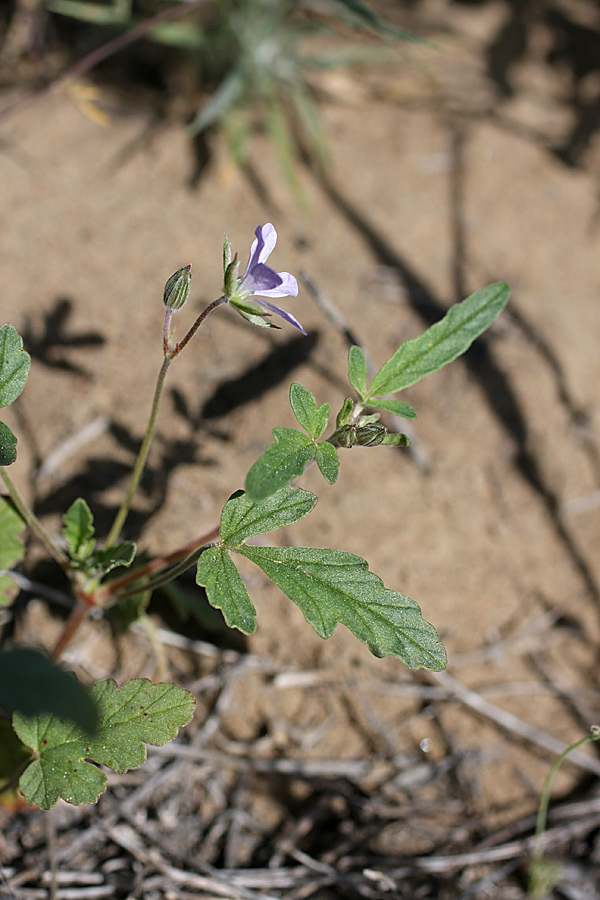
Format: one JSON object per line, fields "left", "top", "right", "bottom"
{"left": 115, "top": 542, "right": 217, "bottom": 599}
{"left": 533, "top": 727, "right": 600, "bottom": 857}
{"left": 51, "top": 597, "right": 92, "bottom": 660}
{"left": 106, "top": 296, "right": 226, "bottom": 548}
{"left": 169, "top": 296, "right": 227, "bottom": 358}
{"left": 0, "top": 467, "right": 70, "bottom": 572}
{"left": 103, "top": 524, "right": 221, "bottom": 597}
{"left": 105, "top": 356, "right": 171, "bottom": 549}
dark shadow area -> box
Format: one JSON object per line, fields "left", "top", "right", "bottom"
{"left": 20, "top": 296, "right": 105, "bottom": 376}
{"left": 170, "top": 331, "right": 319, "bottom": 428}
{"left": 33, "top": 419, "right": 213, "bottom": 541}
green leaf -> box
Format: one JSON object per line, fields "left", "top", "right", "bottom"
{"left": 0, "top": 325, "right": 30, "bottom": 409}
{"left": 348, "top": 346, "right": 367, "bottom": 399}
{"left": 93, "top": 542, "right": 136, "bottom": 576}
{"left": 62, "top": 498, "right": 96, "bottom": 562}
{"left": 0, "top": 497, "right": 26, "bottom": 605}
{"left": 368, "top": 283, "right": 510, "bottom": 398}
{"left": 236, "top": 546, "right": 446, "bottom": 670}
{"left": 196, "top": 546, "right": 256, "bottom": 634}
{"left": 289, "top": 383, "right": 330, "bottom": 440}
{"left": 368, "top": 399, "right": 417, "bottom": 420}
{"left": 220, "top": 486, "right": 317, "bottom": 545}
{"left": 14, "top": 678, "right": 195, "bottom": 809}
{"left": 0, "top": 421, "right": 18, "bottom": 465}
{"left": 316, "top": 441, "right": 340, "bottom": 484}
{"left": 245, "top": 427, "right": 316, "bottom": 501}
{"left": 0, "top": 648, "right": 97, "bottom": 732}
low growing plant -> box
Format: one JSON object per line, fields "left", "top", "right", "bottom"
{"left": 0, "top": 222, "right": 509, "bottom": 809}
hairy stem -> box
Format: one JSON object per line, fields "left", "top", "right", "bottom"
{"left": 105, "top": 356, "right": 171, "bottom": 548}
{"left": 168, "top": 296, "right": 227, "bottom": 358}
{"left": 103, "top": 524, "right": 221, "bottom": 597}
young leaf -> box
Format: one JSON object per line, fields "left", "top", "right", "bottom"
{"left": 62, "top": 498, "right": 95, "bottom": 561}
{"left": 348, "top": 346, "right": 367, "bottom": 399}
{"left": 289, "top": 383, "right": 330, "bottom": 440}
{"left": 235, "top": 546, "right": 446, "bottom": 671}
{"left": 0, "top": 324, "right": 31, "bottom": 409}
{"left": 0, "top": 497, "right": 25, "bottom": 605}
{"left": 0, "top": 648, "right": 97, "bottom": 732}
{"left": 0, "top": 421, "right": 18, "bottom": 466}
{"left": 93, "top": 542, "right": 136, "bottom": 576}
{"left": 196, "top": 546, "right": 256, "bottom": 634}
{"left": 245, "top": 427, "right": 316, "bottom": 501}
{"left": 220, "top": 486, "right": 317, "bottom": 545}
{"left": 368, "top": 283, "right": 510, "bottom": 398}
{"left": 368, "top": 399, "right": 416, "bottom": 420}
{"left": 14, "top": 678, "right": 195, "bottom": 809}
{"left": 316, "top": 441, "right": 340, "bottom": 484}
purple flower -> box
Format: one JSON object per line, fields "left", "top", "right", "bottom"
{"left": 225, "top": 223, "right": 305, "bottom": 334}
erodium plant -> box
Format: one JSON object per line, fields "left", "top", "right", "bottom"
{"left": 0, "top": 223, "right": 510, "bottom": 809}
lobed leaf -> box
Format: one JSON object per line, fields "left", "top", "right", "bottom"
{"left": 14, "top": 678, "right": 195, "bottom": 809}
{"left": 368, "top": 283, "right": 510, "bottom": 398}
{"left": 0, "top": 324, "right": 31, "bottom": 409}
{"left": 0, "top": 648, "right": 97, "bottom": 731}
{"left": 196, "top": 546, "right": 256, "bottom": 634}
{"left": 0, "top": 421, "right": 18, "bottom": 466}
{"left": 220, "top": 486, "right": 317, "bottom": 545}
{"left": 289, "top": 383, "right": 330, "bottom": 440}
{"left": 236, "top": 545, "right": 446, "bottom": 670}
{"left": 245, "top": 427, "right": 316, "bottom": 501}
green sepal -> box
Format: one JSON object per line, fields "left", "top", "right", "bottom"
{"left": 336, "top": 398, "right": 354, "bottom": 429}
{"left": 14, "top": 678, "right": 195, "bottom": 809}
{"left": 0, "top": 497, "right": 26, "bottom": 605}
{"left": 219, "top": 486, "right": 317, "bottom": 545}
{"left": 289, "top": 383, "right": 330, "bottom": 440}
{"left": 236, "top": 545, "right": 446, "bottom": 670}
{"left": 368, "top": 399, "right": 417, "bottom": 420}
{"left": 245, "top": 427, "right": 316, "bottom": 501}
{"left": 380, "top": 433, "right": 412, "bottom": 446}
{"left": 316, "top": 441, "right": 340, "bottom": 484}
{"left": 0, "top": 324, "right": 31, "bottom": 409}
{"left": 196, "top": 546, "right": 256, "bottom": 634}
{"left": 0, "top": 648, "right": 97, "bottom": 732}
{"left": 348, "top": 346, "right": 367, "bottom": 399}
{"left": 368, "top": 283, "right": 510, "bottom": 398}
{"left": 0, "top": 421, "right": 18, "bottom": 465}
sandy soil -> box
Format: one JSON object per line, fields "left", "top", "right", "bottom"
{"left": 2, "top": 0, "right": 600, "bottom": 894}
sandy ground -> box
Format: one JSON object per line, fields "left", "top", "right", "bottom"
{"left": 2, "top": 0, "right": 600, "bottom": 893}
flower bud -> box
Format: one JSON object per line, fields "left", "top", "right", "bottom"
{"left": 163, "top": 264, "right": 192, "bottom": 311}
{"left": 356, "top": 423, "right": 387, "bottom": 446}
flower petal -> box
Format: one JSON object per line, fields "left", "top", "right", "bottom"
{"left": 243, "top": 262, "right": 283, "bottom": 294}
{"left": 243, "top": 223, "right": 277, "bottom": 276}
{"left": 253, "top": 270, "right": 298, "bottom": 299}
{"left": 254, "top": 298, "right": 306, "bottom": 334}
